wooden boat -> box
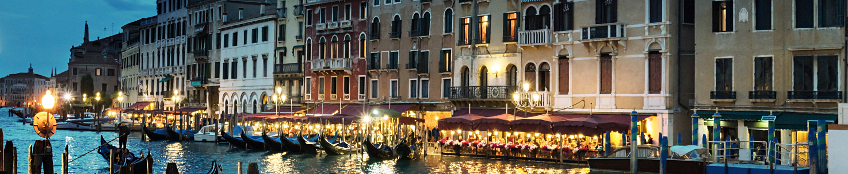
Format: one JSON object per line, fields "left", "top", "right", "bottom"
{"left": 97, "top": 136, "right": 153, "bottom": 174}
{"left": 240, "top": 131, "right": 266, "bottom": 150}
{"left": 297, "top": 133, "right": 321, "bottom": 154}
{"left": 318, "top": 135, "right": 350, "bottom": 155}
{"left": 142, "top": 126, "right": 169, "bottom": 140}
{"left": 278, "top": 135, "right": 301, "bottom": 153}
{"left": 220, "top": 129, "right": 247, "bottom": 149}
{"left": 262, "top": 134, "right": 286, "bottom": 151}
{"left": 395, "top": 141, "right": 421, "bottom": 160}
{"left": 587, "top": 145, "right": 707, "bottom": 174}
{"left": 165, "top": 127, "right": 196, "bottom": 141}
{"left": 206, "top": 160, "right": 223, "bottom": 174}
{"left": 362, "top": 137, "right": 394, "bottom": 159}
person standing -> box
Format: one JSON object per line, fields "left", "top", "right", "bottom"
{"left": 118, "top": 122, "right": 130, "bottom": 149}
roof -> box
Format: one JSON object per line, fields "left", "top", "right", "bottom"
{"left": 3, "top": 72, "right": 49, "bottom": 80}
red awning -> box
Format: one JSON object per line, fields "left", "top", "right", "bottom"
{"left": 128, "top": 102, "right": 151, "bottom": 110}
{"left": 438, "top": 114, "right": 484, "bottom": 130}
{"left": 473, "top": 114, "right": 516, "bottom": 131}
{"left": 262, "top": 107, "right": 308, "bottom": 114}
{"left": 374, "top": 104, "right": 415, "bottom": 114}
{"left": 336, "top": 104, "right": 371, "bottom": 116}
{"left": 510, "top": 114, "right": 574, "bottom": 134}
{"left": 175, "top": 107, "right": 206, "bottom": 113}
{"left": 244, "top": 113, "right": 280, "bottom": 121}
{"left": 306, "top": 104, "right": 344, "bottom": 116}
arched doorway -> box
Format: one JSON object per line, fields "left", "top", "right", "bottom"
{"left": 479, "top": 66, "right": 488, "bottom": 99}
{"left": 539, "top": 62, "right": 551, "bottom": 91}
{"left": 506, "top": 64, "right": 518, "bottom": 87}
{"left": 461, "top": 66, "right": 470, "bottom": 98}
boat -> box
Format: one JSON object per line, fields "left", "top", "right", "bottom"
{"left": 207, "top": 160, "right": 223, "bottom": 174}
{"left": 194, "top": 124, "right": 225, "bottom": 142}
{"left": 297, "top": 133, "right": 322, "bottom": 154}
{"left": 318, "top": 135, "right": 350, "bottom": 155}
{"left": 262, "top": 134, "right": 286, "bottom": 151}
{"left": 587, "top": 145, "right": 708, "bottom": 174}
{"left": 55, "top": 122, "right": 78, "bottom": 129}
{"left": 362, "top": 137, "right": 394, "bottom": 159}
{"left": 165, "top": 127, "right": 196, "bottom": 141}
{"left": 142, "top": 126, "right": 170, "bottom": 140}
{"left": 278, "top": 134, "right": 302, "bottom": 152}
{"left": 240, "top": 131, "right": 266, "bottom": 150}
{"left": 97, "top": 136, "right": 153, "bottom": 174}
{"left": 395, "top": 141, "right": 421, "bottom": 160}
{"left": 220, "top": 128, "right": 247, "bottom": 149}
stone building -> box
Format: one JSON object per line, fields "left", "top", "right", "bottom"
{"left": 271, "top": 0, "right": 307, "bottom": 110}
{"left": 137, "top": 0, "right": 189, "bottom": 110}
{"left": 1, "top": 66, "right": 50, "bottom": 107}
{"left": 66, "top": 22, "right": 123, "bottom": 101}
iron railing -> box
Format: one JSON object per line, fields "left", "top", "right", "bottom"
{"left": 710, "top": 91, "right": 736, "bottom": 99}
{"left": 748, "top": 91, "right": 776, "bottom": 100}
{"left": 581, "top": 24, "right": 626, "bottom": 40}
{"left": 274, "top": 63, "right": 302, "bottom": 74}
{"left": 449, "top": 86, "right": 517, "bottom": 100}
{"left": 788, "top": 91, "right": 843, "bottom": 100}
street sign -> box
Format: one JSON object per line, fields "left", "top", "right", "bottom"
{"left": 761, "top": 115, "right": 776, "bottom": 121}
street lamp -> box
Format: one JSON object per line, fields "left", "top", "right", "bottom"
{"left": 512, "top": 82, "right": 543, "bottom": 118}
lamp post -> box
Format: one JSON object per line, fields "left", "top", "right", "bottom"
{"left": 116, "top": 91, "right": 124, "bottom": 125}
{"left": 95, "top": 92, "right": 102, "bottom": 132}
{"left": 512, "top": 82, "right": 541, "bottom": 119}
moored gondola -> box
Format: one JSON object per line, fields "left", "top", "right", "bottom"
{"left": 262, "top": 134, "right": 286, "bottom": 151}
{"left": 362, "top": 136, "right": 394, "bottom": 159}
{"left": 220, "top": 129, "right": 247, "bottom": 149}
{"left": 297, "top": 133, "right": 321, "bottom": 154}
{"left": 142, "top": 126, "right": 169, "bottom": 140}
{"left": 97, "top": 135, "right": 152, "bottom": 174}
{"left": 165, "top": 127, "right": 197, "bottom": 141}
{"left": 207, "top": 160, "right": 223, "bottom": 174}
{"left": 240, "top": 131, "right": 266, "bottom": 150}
{"left": 318, "top": 134, "right": 350, "bottom": 155}
{"left": 279, "top": 134, "right": 301, "bottom": 152}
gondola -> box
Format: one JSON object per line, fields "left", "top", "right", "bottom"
{"left": 142, "top": 126, "right": 169, "bottom": 140}
{"left": 279, "top": 134, "right": 302, "bottom": 152}
{"left": 207, "top": 160, "right": 223, "bottom": 174}
{"left": 240, "top": 131, "right": 266, "bottom": 150}
{"left": 262, "top": 134, "right": 286, "bottom": 151}
{"left": 98, "top": 136, "right": 153, "bottom": 174}
{"left": 362, "top": 136, "right": 394, "bottom": 159}
{"left": 396, "top": 133, "right": 421, "bottom": 160}
{"left": 220, "top": 129, "right": 247, "bottom": 149}
{"left": 318, "top": 135, "right": 350, "bottom": 155}
{"left": 165, "top": 127, "right": 197, "bottom": 141}
{"left": 296, "top": 133, "right": 321, "bottom": 154}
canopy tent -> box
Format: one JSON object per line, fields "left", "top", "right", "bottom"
{"left": 374, "top": 104, "right": 415, "bottom": 114}
{"left": 128, "top": 102, "right": 151, "bottom": 110}
{"left": 262, "top": 107, "right": 308, "bottom": 114}
{"left": 509, "top": 114, "right": 572, "bottom": 134}
{"left": 336, "top": 104, "right": 371, "bottom": 116}
{"left": 472, "top": 114, "right": 515, "bottom": 131}
{"left": 552, "top": 114, "right": 633, "bottom": 135}
{"left": 307, "top": 104, "right": 344, "bottom": 116}
{"left": 437, "top": 114, "right": 484, "bottom": 130}
{"left": 175, "top": 107, "right": 206, "bottom": 113}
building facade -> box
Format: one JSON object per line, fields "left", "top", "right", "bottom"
{"left": 67, "top": 22, "right": 123, "bottom": 102}
{"left": 272, "top": 0, "right": 307, "bottom": 108}
{"left": 1, "top": 67, "right": 49, "bottom": 107}
{"left": 119, "top": 18, "right": 148, "bottom": 109}
{"left": 693, "top": 0, "right": 844, "bottom": 161}
{"left": 218, "top": 2, "right": 278, "bottom": 115}
{"left": 302, "top": 0, "right": 369, "bottom": 107}
{"left": 137, "top": 0, "right": 189, "bottom": 110}
{"left": 186, "top": 0, "right": 227, "bottom": 116}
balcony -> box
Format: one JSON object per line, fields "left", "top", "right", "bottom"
{"left": 581, "top": 24, "right": 626, "bottom": 40}
{"left": 328, "top": 22, "right": 339, "bottom": 29}
{"left": 749, "top": 91, "right": 776, "bottom": 102}
{"left": 274, "top": 63, "right": 302, "bottom": 74}
{"left": 193, "top": 49, "right": 209, "bottom": 57}
{"left": 518, "top": 29, "right": 551, "bottom": 46}
{"left": 409, "top": 30, "right": 420, "bottom": 37}
{"left": 390, "top": 32, "right": 401, "bottom": 39}
{"left": 449, "top": 86, "right": 517, "bottom": 100}
{"left": 340, "top": 20, "right": 351, "bottom": 28}
{"left": 296, "top": 35, "right": 303, "bottom": 40}
{"left": 310, "top": 58, "right": 352, "bottom": 71}
{"left": 293, "top": 5, "right": 304, "bottom": 17}
{"left": 788, "top": 91, "right": 843, "bottom": 101}
{"left": 386, "top": 63, "right": 398, "bottom": 70}
{"left": 710, "top": 91, "right": 736, "bottom": 102}
{"left": 316, "top": 23, "right": 326, "bottom": 30}
{"left": 190, "top": 78, "right": 208, "bottom": 87}
{"left": 277, "top": 8, "right": 287, "bottom": 19}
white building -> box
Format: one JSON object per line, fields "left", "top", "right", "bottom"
{"left": 138, "top": 0, "right": 188, "bottom": 110}
{"left": 218, "top": 7, "right": 278, "bottom": 115}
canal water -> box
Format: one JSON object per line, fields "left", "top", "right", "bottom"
{"left": 1, "top": 108, "right": 625, "bottom": 173}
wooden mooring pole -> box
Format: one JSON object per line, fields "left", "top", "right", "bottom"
{"left": 62, "top": 145, "right": 68, "bottom": 174}
{"left": 166, "top": 162, "right": 179, "bottom": 174}
{"left": 247, "top": 162, "right": 259, "bottom": 174}
{"left": 237, "top": 161, "right": 243, "bottom": 174}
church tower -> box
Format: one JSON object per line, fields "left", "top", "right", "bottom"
{"left": 84, "top": 21, "right": 90, "bottom": 43}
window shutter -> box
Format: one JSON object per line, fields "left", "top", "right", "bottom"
{"left": 712, "top": 2, "right": 721, "bottom": 32}
{"left": 595, "top": 0, "right": 603, "bottom": 24}
{"left": 558, "top": 57, "right": 569, "bottom": 94}
{"left": 419, "top": 52, "right": 428, "bottom": 72}
{"left": 610, "top": 0, "right": 617, "bottom": 23}
{"left": 755, "top": 0, "right": 771, "bottom": 30}
{"left": 486, "top": 15, "right": 491, "bottom": 43}
{"left": 516, "top": 12, "right": 521, "bottom": 32}
{"left": 566, "top": 3, "right": 573, "bottom": 30}
{"left": 725, "top": 1, "right": 733, "bottom": 31}
{"left": 600, "top": 55, "right": 612, "bottom": 94}
{"left": 796, "top": 0, "right": 814, "bottom": 28}
{"left": 554, "top": 4, "right": 563, "bottom": 31}
{"left": 408, "top": 51, "right": 416, "bottom": 69}
{"left": 503, "top": 13, "right": 510, "bottom": 36}
{"left": 838, "top": 0, "right": 846, "bottom": 27}
{"left": 648, "top": 53, "right": 662, "bottom": 94}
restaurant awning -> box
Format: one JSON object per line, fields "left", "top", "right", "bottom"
{"left": 374, "top": 104, "right": 415, "bottom": 114}
{"left": 244, "top": 113, "right": 281, "bottom": 121}
{"left": 159, "top": 77, "right": 172, "bottom": 83}
{"left": 128, "top": 102, "right": 151, "bottom": 110}
{"left": 262, "top": 107, "right": 308, "bottom": 114}
{"left": 510, "top": 114, "right": 572, "bottom": 134}
{"left": 336, "top": 104, "right": 370, "bottom": 116}
{"left": 306, "top": 104, "right": 343, "bottom": 116}
{"left": 473, "top": 114, "right": 515, "bottom": 131}
{"left": 694, "top": 110, "right": 834, "bottom": 130}
{"left": 453, "top": 108, "right": 513, "bottom": 117}
{"left": 437, "top": 114, "right": 484, "bottom": 130}
{"left": 175, "top": 107, "right": 206, "bottom": 113}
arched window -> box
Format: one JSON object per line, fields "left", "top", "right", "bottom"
{"left": 224, "top": 100, "right": 229, "bottom": 115}
{"left": 461, "top": 66, "right": 470, "bottom": 87}
{"left": 444, "top": 9, "right": 453, "bottom": 33}
{"left": 411, "top": 13, "right": 420, "bottom": 36}
{"left": 391, "top": 15, "right": 402, "bottom": 38}
{"left": 331, "top": 36, "right": 339, "bottom": 58}
{"left": 252, "top": 100, "right": 257, "bottom": 114}
{"left": 539, "top": 62, "right": 551, "bottom": 91}
{"left": 525, "top": 7, "right": 538, "bottom": 30}
{"left": 306, "top": 39, "right": 312, "bottom": 60}
{"left": 539, "top": 5, "right": 551, "bottom": 29}
{"left": 506, "top": 64, "right": 518, "bottom": 87}
{"left": 232, "top": 100, "right": 238, "bottom": 114}
{"left": 318, "top": 37, "right": 326, "bottom": 59}
{"left": 480, "top": 66, "right": 488, "bottom": 99}
{"left": 344, "top": 35, "right": 351, "bottom": 58}
{"left": 524, "top": 63, "right": 536, "bottom": 91}
{"left": 261, "top": 95, "right": 267, "bottom": 112}
{"left": 422, "top": 12, "right": 431, "bottom": 36}
{"left": 371, "top": 18, "right": 380, "bottom": 39}
{"left": 359, "top": 33, "right": 366, "bottom": 58}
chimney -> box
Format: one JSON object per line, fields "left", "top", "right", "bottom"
{"left": 239, "top": 8, "right": 244, "bottom": 19}
{"left": 223, "top": 13, "right": 228, "bottom": 22}
{"left": 260, "top": 5, "right": 265, "bottom": 14}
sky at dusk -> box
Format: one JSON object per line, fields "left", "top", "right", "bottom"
{"left": 0, "top": 0, "right": 156, "bottom": 77}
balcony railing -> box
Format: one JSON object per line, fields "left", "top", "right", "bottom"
{"left": 316, "top": 23, "right": 326, "bottom": 30}
{"left": 293, "top": 5, "right": 304, "bottom": 17}
{"left": 190, "top": 78, "right": 208, "bottom": 87}
{"left": 710, "top": 91, "right": 737, "bottom": 100}
{"left": 310, "top": 58, "right": 352, "bottom": 71}
{"left": 193, "top": 49, "right": 209, "bottom": 57}
{"left": 275, "top": 63, "right": 302, "bottom": 74}
{"left": 449, "top": 86, "right": 517, "bottom": 100}
{"left": 518, "top": 29, "right": 551, "bottom": 45}
{"left": 581, "top": 24, "right": 626, "bottom": 40}
{"left": 390, "top": 32, "right": 401, "bottom": 38}
{"left": 387, "top": 63, "right": 398, "bottom": 69}
{"left": 340, "top": 20, "right": 351, "bottom": 28}
{"left": 788, "top": 91, "right": 843, "bottom": 100}
{"left": 749, "top": 91, "right": 776, "bottom": 100}
{"left": 328, "top": 22, "right": 339, "bottom": 29}
{"left": 277, "top": 8, "right": 287, "bottom": 18}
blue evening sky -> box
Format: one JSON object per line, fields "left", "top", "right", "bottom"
{"left": 0, "top": 0, "right": 156, "bottom": 77}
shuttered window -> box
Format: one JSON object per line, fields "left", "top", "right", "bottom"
{"left": 796, "top": 0, "right": 814, "bottom": 28}
{"left": 649, "top": 0, "right": 662, "bottom": 23}
{"left": 503, "top": 12, "right": 518, "bottom": 42}
{"left": 648, "top": 52, "right": 662, "bottom": 94}
{"left": 712, "top": 1, "right": 733, "bottom": 32}
{"left": 558, "top": 56, "right": 569, "bottom": 94}
{"left": 715, "top": 58, "right": 733, "bottom": 91}
{"left": 755, "top": 0, "right": 771, "bottom": 30}
{"left": 600, "top": 55, "right": 612, "bottom": 94}
{"left": 595, "top": 0, "right": 617, "bottom": 24}
{"left": 344, "top": 76, "right": 350, "bottom": 94}
{"left": 554, "top": 3, "right": 574, "bottom": 31}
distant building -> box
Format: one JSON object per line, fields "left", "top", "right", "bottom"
{"left": 65, "top": 22, "right": 123, "bottom": 101}
{"left": 1, "top": 66, "right": 50, "bottom": 107}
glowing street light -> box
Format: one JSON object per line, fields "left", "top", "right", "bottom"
{"left": 42, "top": 90, "right": 55, "bottom": 109}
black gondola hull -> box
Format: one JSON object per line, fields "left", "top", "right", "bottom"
{"left": 262, "top": 134, "right": 286, "bottom": 151}
{"left": 318, "top": 135, "right": 346, "bottom": 155}
{"left": 279, "top": 136, "right": 302, "bottom": 153}
{"left": 362, "top": 138, "right": 394, "bottom": 159}
{"left": 240, "top": 131, "right": 266, "bottom": 150}
{"left": 142, "top": 126, "right": 169, "bottom": 140}
{"left": 220, "top": 130, "right": 247, "bottom": 149}
{"left": 165, "top": 127, "right": 182, "bottom": 141}
{"left": 297, "top": 135, "right": 320, "bottom": 154}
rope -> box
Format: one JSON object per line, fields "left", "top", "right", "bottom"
{"left": 68, "top": 136, "right": 121, "bottom": 163}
